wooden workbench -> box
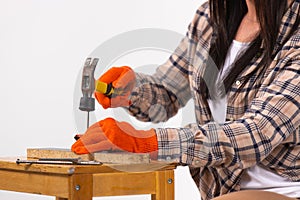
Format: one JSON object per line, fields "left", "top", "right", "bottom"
{"left": 0, "top": 157, "right": 176, "bottom": 200}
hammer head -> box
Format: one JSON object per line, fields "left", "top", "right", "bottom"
{"left": 79, "top": 58, "right": 99, "bottom": 112}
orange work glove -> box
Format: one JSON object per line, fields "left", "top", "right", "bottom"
{"left": 95, "top": 66, "right": 136, "bottom": 109}
{"left": 71, "top": 118, "right": 158, "bottom": 155}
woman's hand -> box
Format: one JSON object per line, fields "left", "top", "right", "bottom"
{"left": 71, "top": 118, "right": 158, "bottom": 155}
{"left": 95, "top": 66, "right": 136, "bottom": 109}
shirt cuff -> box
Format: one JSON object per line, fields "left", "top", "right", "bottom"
{"left": 155, "top": 127, "right": 195, "bottom": 164}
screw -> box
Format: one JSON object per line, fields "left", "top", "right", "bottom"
{"left": 167, "top": 178, "right": 173, "bottom": 184}
{"left": 75, "top": 185, "right": 80, "bottom": 191}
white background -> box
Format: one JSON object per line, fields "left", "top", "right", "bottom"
{"left": 0, "top": 0, "right": 205, "bottom": 199}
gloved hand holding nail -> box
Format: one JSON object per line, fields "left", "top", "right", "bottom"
{"left": 71, "top": 117, "right": 158, "bottom": 155}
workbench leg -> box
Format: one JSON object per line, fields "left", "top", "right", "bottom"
{"left": 69, "top": 174, "right": 93, "bottom": 200}
{"left": 151, "top": 170, "right": 174, "bottom": 200}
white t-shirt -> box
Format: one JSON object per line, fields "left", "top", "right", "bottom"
{"left": 208, "top": 40, "right": 300, "bottom": 198}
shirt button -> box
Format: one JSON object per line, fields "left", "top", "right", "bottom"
{"left": 194, "top": 160, "right": 201, "bottom": 166}
{"left": 235, "top": 80, "right": 241, "bottom": 86}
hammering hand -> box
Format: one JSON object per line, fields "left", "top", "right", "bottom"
{"left": 95, "top": 66, "right": 136, "bottom": 109}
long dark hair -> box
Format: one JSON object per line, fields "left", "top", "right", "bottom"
{"left": 200, "top": 0, "right": 299, "bottom": 100}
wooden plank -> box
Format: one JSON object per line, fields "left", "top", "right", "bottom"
{"left": 94, "top": 152, "right": 150, "bottom": 164}
{"left": 93, "top": 172, "right": 156, "bottom": 197}
{"left": 27, "top": 148, "right": 150, "bottom": 164}
{"left": 0, "top": 169, "right": 69, "bottom": 198}
{"left": 27, "top": 148, "right": 94, "bottom": 161}
{"left": 151, "top": 170, "right": 174, "bottom": 200}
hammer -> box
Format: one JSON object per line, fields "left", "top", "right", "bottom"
{"left": 78, "top": 58, "right": 117, "bottom": 131}
{"left": 79, "top": 58, "right": 99, "bottom": 129}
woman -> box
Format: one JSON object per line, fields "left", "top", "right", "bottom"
{"left": 72, "top": 0, "right": 300, "bottom": 199}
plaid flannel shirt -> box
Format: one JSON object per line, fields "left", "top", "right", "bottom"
{"left": 128, "top": 1, "right": 300, "bottom": 199}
